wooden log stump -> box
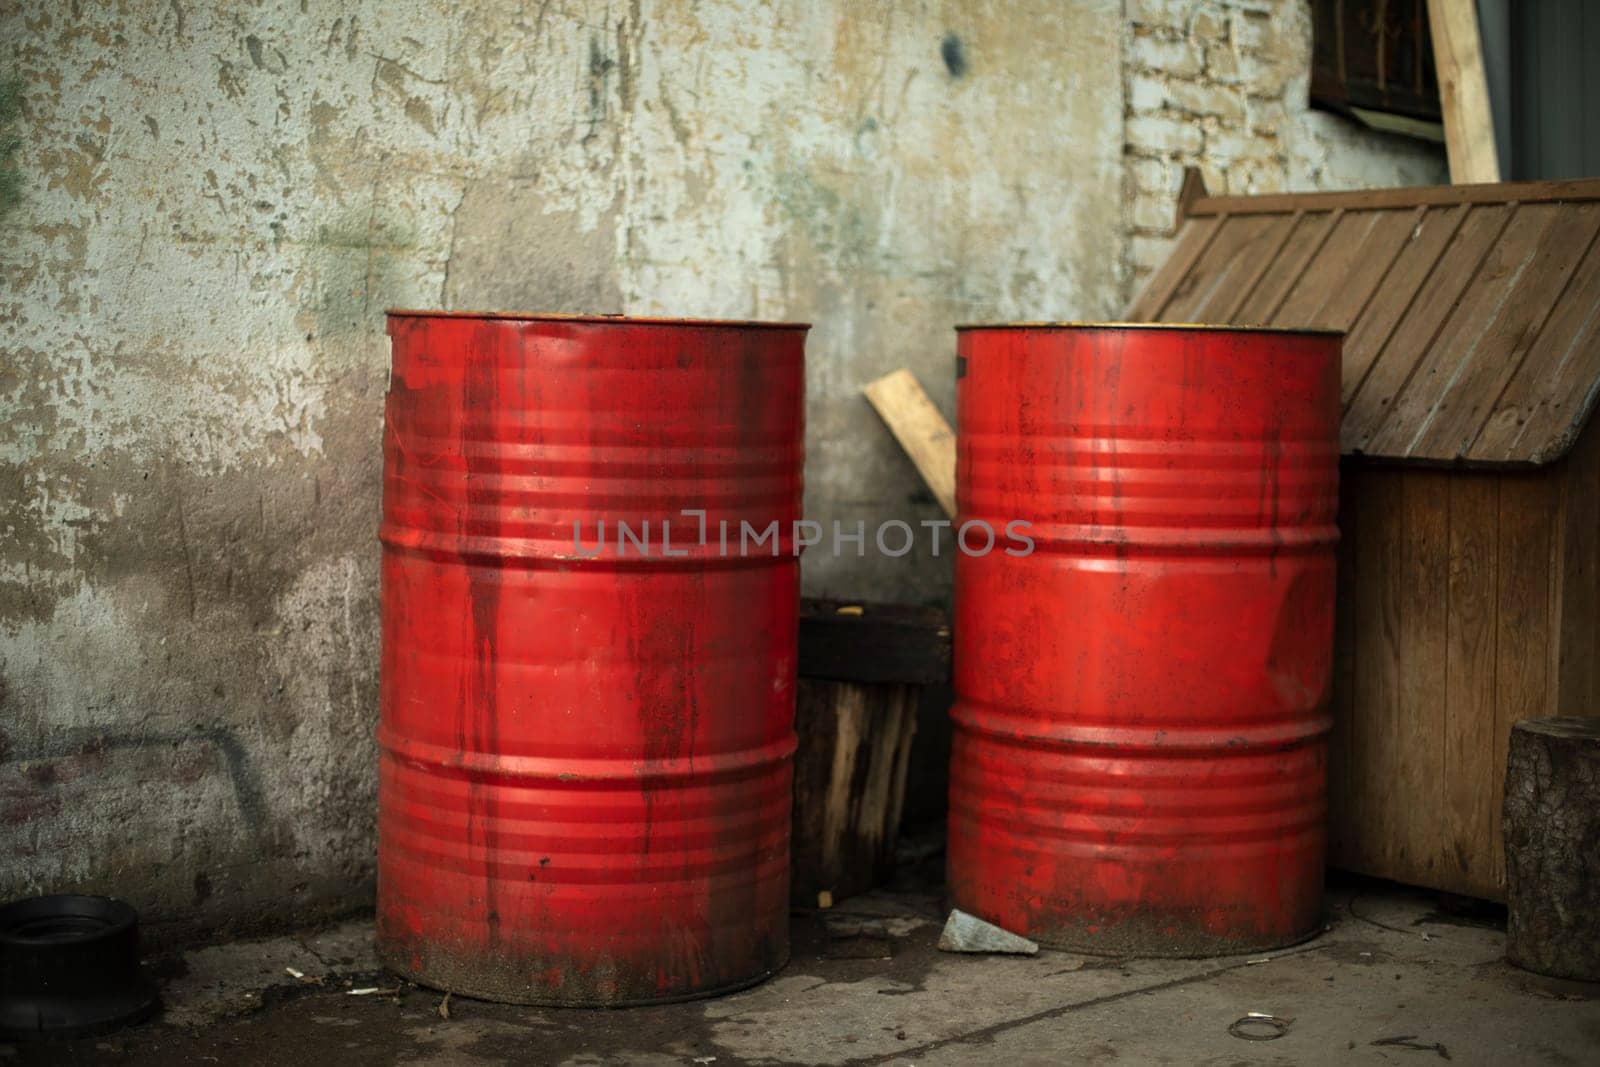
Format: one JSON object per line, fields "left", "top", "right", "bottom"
{"left": 1503, "top": 716, "right": 1600, "bottom": 981}
{"left": 791, "top": 599, "right": 950, "bottom": 905}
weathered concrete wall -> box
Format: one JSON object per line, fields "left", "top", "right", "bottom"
{"left": 0, "top": 0, "right": 1126, "bottom": 937}
{"left": 0, "top": 0, "right": 1441, "bottom": 937}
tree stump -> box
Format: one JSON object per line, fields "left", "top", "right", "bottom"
{"left": 791, "top": 600, "right": 950, "bottom": 905}
{"left": 1503, "top": 716, "right": 1600, "bottom": 981}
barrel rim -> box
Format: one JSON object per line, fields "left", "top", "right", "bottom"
{"left": 386, "top": 309, "right": 811, "bottom": 330}
{"left": 953, "top": 320, "right": 1342, "bottom": 336}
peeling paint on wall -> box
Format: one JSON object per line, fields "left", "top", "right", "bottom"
{"left": 0, "top": 76, "right": 21, "bottom": 216}
{"left": 0, "top": 0, "right": 1438, "bottom": 936}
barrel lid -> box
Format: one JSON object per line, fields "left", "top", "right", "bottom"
{"left": 954, "top": 320, "right": 1342, "bottom": 335}
{"left": 386, "top": 309, "right": 810, "bottom": 330}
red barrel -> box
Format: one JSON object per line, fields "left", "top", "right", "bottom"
{"left": 949, "top": 323, "right": 1340, "bottom": 956}
{"left": 378, "top": 312, "right": 807, "bottom": 1004}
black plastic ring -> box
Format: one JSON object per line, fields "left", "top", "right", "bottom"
{"left": 0, "top": 894, "right": 159, "bottom": 1041}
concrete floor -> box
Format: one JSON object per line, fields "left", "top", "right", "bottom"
{"left": 9, "top": 872, "right": 1600, "bottom": 1066}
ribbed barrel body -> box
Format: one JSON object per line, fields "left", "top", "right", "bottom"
{"left": 378, "top": 313, "right": 806, "bottom": 1004}
{"left": 949, "top": 324, "right": 1341, "bottom": 956}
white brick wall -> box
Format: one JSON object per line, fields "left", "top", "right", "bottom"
{"left": 1120, "top": 0, "right": 1447, "bottom": 302}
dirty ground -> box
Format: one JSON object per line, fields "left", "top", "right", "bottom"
{"left": 7, "top": 861, "right": 1598, "bottom": 1066}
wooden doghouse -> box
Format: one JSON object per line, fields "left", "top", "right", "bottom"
{"left": 1130, "top": 174, "right": 1600, "bottom": 901}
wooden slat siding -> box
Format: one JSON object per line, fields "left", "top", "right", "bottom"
{"left": 1554, "top": 419, "right": 1600, "bottom": 716}
{"left": 1546, "top": 462, "right": 1567, "bottom": 726}
{"left": 1586, "top": 416, "right": 1600, "bottom": 713}
{"left": 1470, "top": 236, "right": 1600, "bottom": 462}
{"left": 1338, "top": 205, "right": 1468, "bottom": 415}
{"left": 1139, "top": 181, "right": 1600, "bottom": 467}
{"left": 1589, "top": 420, "right": 1600, "bottom": 712}
{"left": 1126, "top": 214, "right": 1224, "bottom": 321}
{"left": 1274, "top": 209, "right": 1414, "bottom": 332}
{"left": 1510, "top": 305, "right": 1600, "bottom": 465}
{"left": 1344, "top": 203, "right": 1516, "bottom": 453}
{"left": 1186, "top": 176, "right": 1600, "bottom": 216}
{"left": 1160, "top": 214, "right": 1285, "bottom": 323}
{"left": 1490, "top": 475, "right": 1556, "bottom": 890}
{"left": 1365, "top": 201, "right": 1558, "bottom": 456}
{"left": 1478, "top": 239, "right": 1600, "bottom": 463}
{"left": 1348, "top": 468, "right": 1407, "bottom": 874}
{"left": 1233, "top": 211, "right": 1341, "bottom": 324}
{"left": 1263, "top": 209, "right": 1369, "bottom": 326}
{"left": 1397, "top": 472, "right": 1450, "bottom": 884}
{"left": 1431, "top": 206, "right": 1600, "bottom": 462}
{"left": 1397, "top": 203, "right": 1600, "bottom": 460}
{"left": 1330, "top": 463, "right": 1579, "bottom": 900}
{"left": 1444, "top": 475, "right": 1500, "bottom": 895}
{"left": 1217, "top": 210, "right": 1309, "bottom": 322}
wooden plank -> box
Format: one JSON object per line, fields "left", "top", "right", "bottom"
{"left": 1427, "top": 0, "right": 1502, "bottom": 183}
{"left": 1546, "top": 454, "right": 1567, "bottom": 724}
{"left": 1126, "top": 214, "right": 1223, "bottom": 321}
{"left": 1589, "top": 421, "right": 1600, "bottom": 714}
{"left": 1340, "top": 205, "right": 1469, "bottom": 413}
{"left": 1367, "top": 202, "right": 1574, "bottom": 458}
{"left": 1395, "top": 471, "right": 1451, "bottom": 886}
{"left": 792, "top": 679, "right": 919, "bottom": 903}
{"left": 1470, "top": 236, "right": 1600, "bottom": 463}
{"left": 1593, "top": 430, "right": 1600, "bottom": 720}
{"left": 1346, "top": 467, "right": 1407, "bottom": 876}
{"left": 1586, "top": 419, "right": 1600, "bottom": 713}
{"left": 1343, "top": 203, "right": 1514, "bottom": 453}
{"left": 1277, "top": 209, "right": 1421, "bottom": 332}
{"left": 1158, "top": 215, "right": 1285, "bottom": 323}
{"left": 1489, "top": 474, "right": 1556, "bottom": 895}
{"left": 1174, "top": 165, "right": 1209, "bottom": 226}
{"left": 1444, "top": 475, "right": 1501, "bottom": 895}
{"left": 1553, "top": 419, "right": 1600, "bottom": 715}
{"left": 1260, "top": 209, "right": 1368, "bottom": 326}
{"left": 1216, "top": 210, "right": 1308, "bottom": 322}
{"left": 1440, "top": 206, "right": 1600, "bottom": 460}
{"left": 1402, "top": 203, "right": 1600, "bottom": 461}
{"left": 1185, "top": 177, "right": 1600, "bottom": 218}
{"left": 1231, "top": 211, "right": 1340, "bottom": 324}
{"left": 863, "top": 369, "right": 957, "bottom": 518}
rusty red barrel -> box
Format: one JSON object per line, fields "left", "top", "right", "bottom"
{"left": 949, "top": 323, "right": 1341, "bottom": 956}
{"left": 378, "top": 312, "right": 807, "bottom": 1004}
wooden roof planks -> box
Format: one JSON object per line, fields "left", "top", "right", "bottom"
{"left": 1129, "top": 174, "right": 1600, "bottom": 468}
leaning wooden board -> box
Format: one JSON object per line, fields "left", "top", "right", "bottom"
{"left": 863, "top": 369, "right": 957, "bottom": 518}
